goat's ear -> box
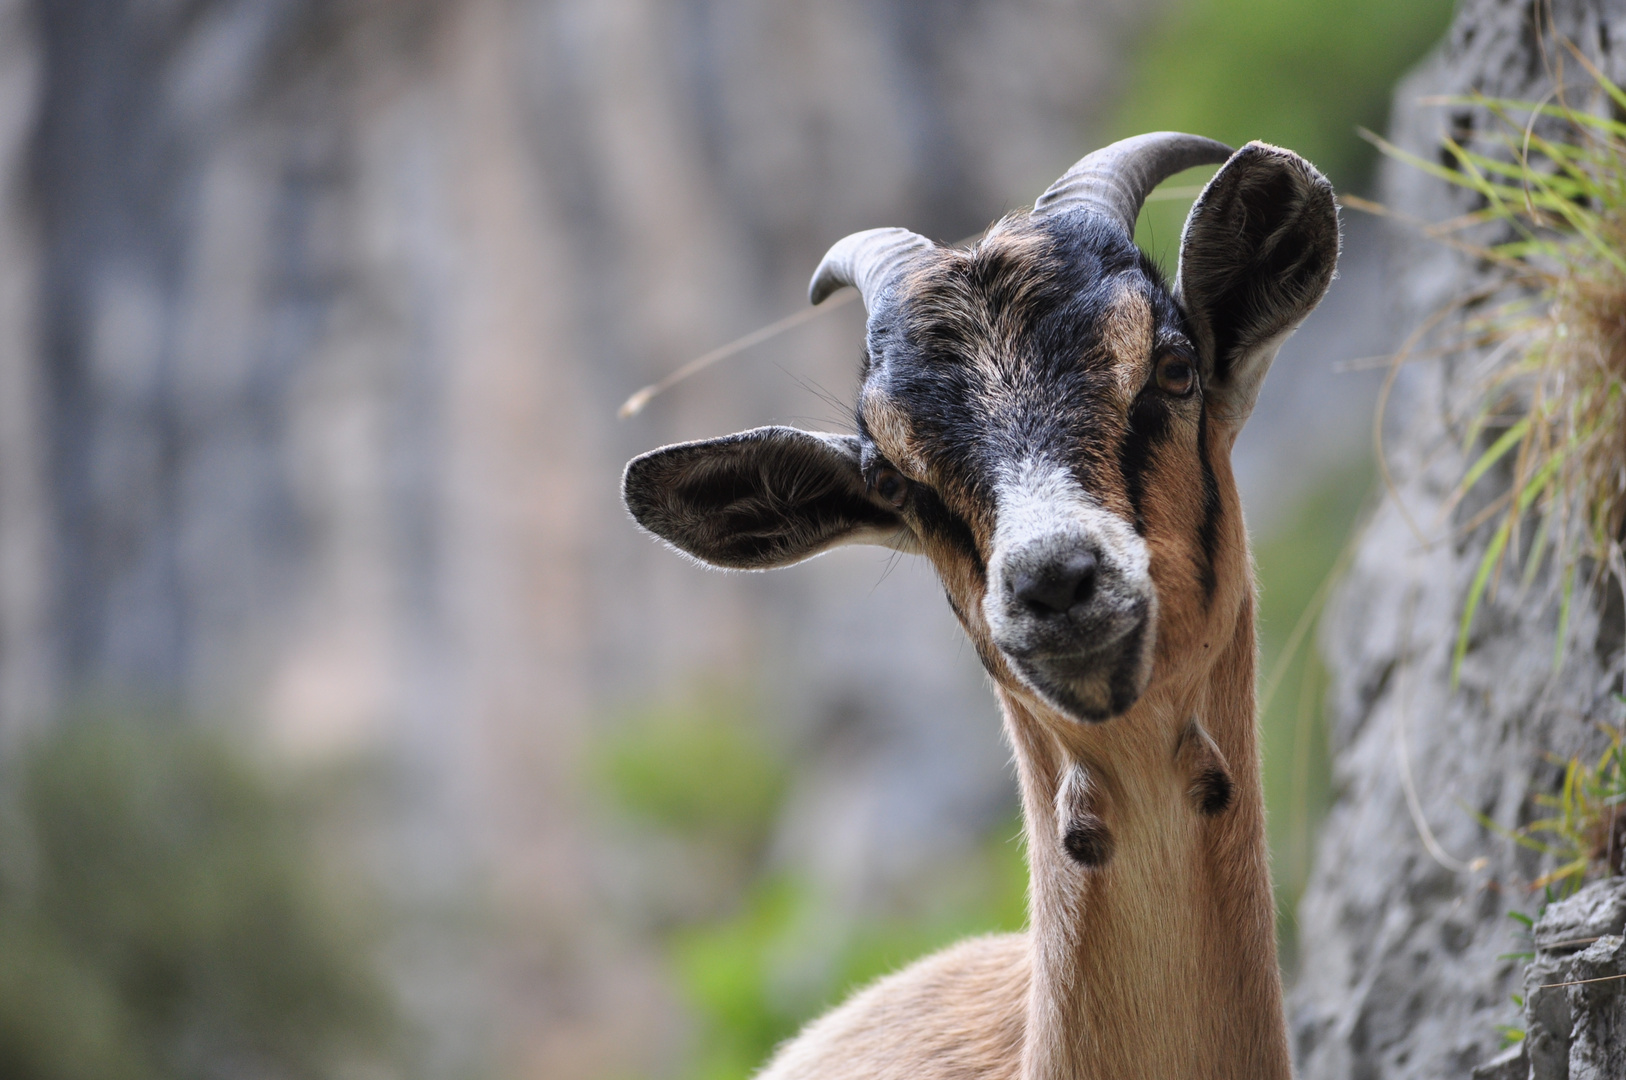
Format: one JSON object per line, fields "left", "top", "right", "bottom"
{"left": 622, "top": 426, "right": 909, "bottom": 570}
{"left": 1175, "top": 141, "right": 1339, "bottom": 430}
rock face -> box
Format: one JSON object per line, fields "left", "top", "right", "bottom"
{"left": 0, "top": 2, "right": 1155, "bottom": 1076}
{"left": 1291, "top": 2, "right": 1626, "bottom": 1077}
{"left": 1524, "top": 886, "right": 1626, "bottom": 1080}
{"left": 1472, "top": 878, "right": 1626, "bottom": 1080}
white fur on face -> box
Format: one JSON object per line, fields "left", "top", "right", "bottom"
{"left": 982, "top": 457, "right": 1156, "bottom": 720}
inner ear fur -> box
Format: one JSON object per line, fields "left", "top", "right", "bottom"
{"left": 622, "top": 426, "right": 906, "bottom": 570}
{"left": 1175, "top": 141, "right": 1339, "bottom": 427}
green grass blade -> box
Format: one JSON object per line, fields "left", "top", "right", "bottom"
{"left": 1427, "top": 95, "right": 1626, "bottom": 139}
{"left": 1453, "top": 515, "right": 1514, "bottom": 688}
{"left": 1460, "top": 417, "right": 1531, "bottom": 495}
{"left": 1522, "top": 510, "right": 1552, "bottom": 589}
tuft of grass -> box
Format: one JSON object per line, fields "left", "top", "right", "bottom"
{"left": 1500, "top": 726, "right": 1626, "bottom": 896}
{"left": 1470, "top": 717, "right": 1625, "bottom": 899}
{"left": 1366, "top": 46, "right": 1626, "bottom": 688}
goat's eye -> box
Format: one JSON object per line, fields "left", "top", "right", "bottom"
{"left": 1155, "top": 353, "right": 1197, "bottom": 397}
{"left": 872, "top": 467, "right": 910, "bottom": 509}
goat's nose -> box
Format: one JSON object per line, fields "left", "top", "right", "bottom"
{"left": 1011, "top": 550, "right": 1098, "bottom": 616}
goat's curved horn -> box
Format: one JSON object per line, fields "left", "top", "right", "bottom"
{"left": 809, "top": 227, "right": 935, "bottom": 307}
{"left": 1033, "top": 132, "right": 1234, "bottom": 235}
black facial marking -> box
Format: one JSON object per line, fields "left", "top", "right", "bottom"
{"left": 1062, "top": 814, "right": 1114, "bottom": 867}
{"left": 1105, "top": 612, "right": 1150, "bottom": 716}
{"left": 1196, "top": 401, "right": 1221, "bottom": 602}
{"left": 1118, "top": 393, "right": 1171, "bottom": 535}
{"left": 874, "top": 215, "right": 1164, "bottom": 522}
{"left": 1191, "top": 766, "right": 1234, "bottom": 817}
{"left": 909, "top": 486, "right": 984, "bottom": 578}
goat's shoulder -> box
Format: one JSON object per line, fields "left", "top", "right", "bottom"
{"left": 756, "top": 932, "right": 1029, "bottom": 1080}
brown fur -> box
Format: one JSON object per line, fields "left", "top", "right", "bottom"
{"left": 901, "top": 221, "right": 1066, "bottom": 372}
{"left": 1100, "top": 285, "right": 1155, "bottom": 405}
{"left": 761, "top": 935, "right": 1028, "bottom": 1080}
{"left": 861, "top": 387, "right": 928, "bottom": 480}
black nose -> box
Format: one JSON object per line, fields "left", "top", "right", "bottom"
{"left": 1011, "top": 550, "right": 1098, "bottom": 616}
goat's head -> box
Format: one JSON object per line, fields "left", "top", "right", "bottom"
{"left": 624, "top": 134, "right": 1338, "bottom": 723}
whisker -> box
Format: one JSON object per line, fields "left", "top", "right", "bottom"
{"left": 618, "top": 291, "right": 859, "bottom": 418}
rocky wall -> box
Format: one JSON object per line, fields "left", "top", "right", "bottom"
{"left": 1292, "top": 2, "right": 1626, "bottom": 1076}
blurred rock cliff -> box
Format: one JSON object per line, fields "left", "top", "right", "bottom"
{"left": 0, "top": 2, "right": 1170, "bottom": 1075}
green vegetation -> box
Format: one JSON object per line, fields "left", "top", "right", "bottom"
{"left": 596, "top": 688, "right": 788, "bottom": 853}
{"left": 1481, "top": 724, "right": 1626, "bottom": 897}
{"left": 1482, "top": 720, "right": 1626, "bottom": 1048}
{"left": 1473, "top": 719, "right": 1623, "bottom": 1049}
{"left": 0, "top": 714, "right": 403, "bottom": 1080}
{"left": 1252, "top": 464, "right": 1371, "bottom": 962}
{"left": 1118, "top": 0, "right": 1456, "bottom": 266}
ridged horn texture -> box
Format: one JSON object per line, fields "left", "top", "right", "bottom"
{"left": 808, "top": 227, "right": 935, "bottom": 308}
{"left": 1032, "top": 131, "right": 1235, "bottom": 235}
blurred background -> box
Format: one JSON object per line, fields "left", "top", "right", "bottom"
{"left": 0, "top": 1, "right": 1455, "bottom": 1078}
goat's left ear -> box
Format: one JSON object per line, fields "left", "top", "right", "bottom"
{"left": 623, "top": 426, "right": 908, "bottom": 570}
{"left": 1175, "top": 141, "right": 1339, "bottom": 430}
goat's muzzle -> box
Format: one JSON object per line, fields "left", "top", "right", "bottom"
{"left": 983, "top": 462, "right": 1156, "bottom": 722}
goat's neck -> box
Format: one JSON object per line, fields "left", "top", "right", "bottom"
{"left": 1003, "top": 595, "right": 1290, "bottom": 1080}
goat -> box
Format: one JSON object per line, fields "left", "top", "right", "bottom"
{"left": 622, "top": 132, "right": 1338, "bottom": 1080}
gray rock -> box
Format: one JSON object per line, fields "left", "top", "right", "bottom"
{"left": 1526, "top": 949, "right": 1576, "bottom": 1080}
{"left": 1466, "top": 880, "right": 1626, "bottom": 1080}
{"left": 1470, "top": 1043, "right": 1527, "bottom": 1080}
{"left": 1291, "top": 2, "right": 1626, "bottom": 1079}
{"left": 1524, "top": 881, "right": 1626, "bottom": 1080}
{"left": 1534, "top": 883, "right": 1626, "bottom": 955}
{"left": 1562, "top": 934, "right": 1626, "bottom": 1080}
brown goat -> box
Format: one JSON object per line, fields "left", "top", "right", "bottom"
{"left": 623, "top": 133, "right": 1339, "bottom": 1080}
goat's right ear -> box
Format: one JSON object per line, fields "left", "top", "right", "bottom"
{"left": 622, "top": 426, "right": 909, "bottom": 570}
{"left": 1175, "top": 141, "right": 1339, "bottom": 431}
